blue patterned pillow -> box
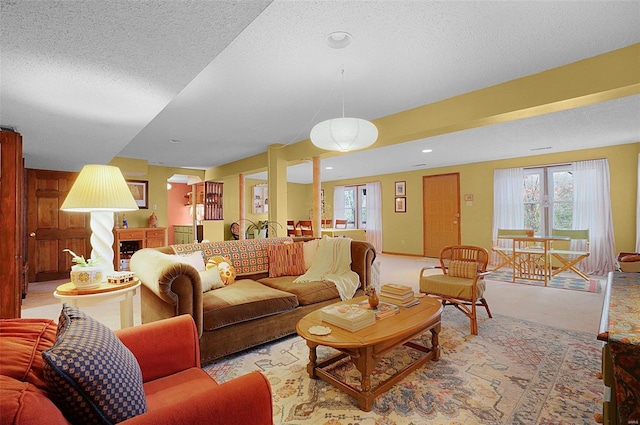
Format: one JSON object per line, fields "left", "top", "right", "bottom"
{"left": 42, "top": 304, "right": 147, "bottom": 424}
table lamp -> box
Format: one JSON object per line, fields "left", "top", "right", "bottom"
{"left": 60, "top": 164, "right": 139, "bottom": 278}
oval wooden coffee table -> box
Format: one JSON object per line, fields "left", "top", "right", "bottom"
{"left": 296, "top": 295, "right": 442, "bottom": 411}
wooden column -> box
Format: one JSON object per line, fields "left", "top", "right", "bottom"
{"left": 239, "top": 173, "right": 245, "bottom": 240}
{"left": 313, "top": 157, "right": 321, "bottom": 238}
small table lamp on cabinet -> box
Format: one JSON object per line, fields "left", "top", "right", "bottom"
{"left": 60, "top": 165, "right": 138, "bottom": 278}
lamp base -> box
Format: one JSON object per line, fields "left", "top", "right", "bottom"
{"left": 90, "top": 211, "right": 116, "bottom": 281}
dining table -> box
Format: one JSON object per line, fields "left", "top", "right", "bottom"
{"left": 498, "top": 235, "right": 570, "bottom": 286}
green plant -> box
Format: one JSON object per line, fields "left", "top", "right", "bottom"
{"left": 243, "top": 220, "right": 283, "bottom": 238}
{"left": 63, "top": 249, "right": 100, "bottom": 267}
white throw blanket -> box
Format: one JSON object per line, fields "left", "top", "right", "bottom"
{"left": 293, "top": 236, "right": 360, "bottom": 300}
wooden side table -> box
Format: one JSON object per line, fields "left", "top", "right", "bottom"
{"left": 53, "top": 279, "right": 140, "bottom": 329}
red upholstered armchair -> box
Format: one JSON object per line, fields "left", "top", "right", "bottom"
{"left": 1, "top": 314, "right": 273, "bottom": 425}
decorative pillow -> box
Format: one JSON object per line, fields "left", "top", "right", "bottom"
{"left": 206, "top": 255, "right": 236, "bottom": 285}
{"left": 302, "top": 239, "right": 320, "bottom": 271}
{"left": 267, "top": 242, "right": 306, "bottom": 278}
{"left": 620, "top": 254, "right": 640, "bottom": 262}
{"left": 42, "top": 305, "right": 147, "bottom": 424}
{"left": 199, "top": 266, "right": 225, "bottom": 292}
{"left": 174, "top": 251, "right": 205, "bottom": 271}
{"left": 448, "top": 260, "right": 478, "bottom": 279}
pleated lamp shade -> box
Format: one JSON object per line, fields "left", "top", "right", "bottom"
{"left": 61, "top": 164, "right": 139, "bottom": 212}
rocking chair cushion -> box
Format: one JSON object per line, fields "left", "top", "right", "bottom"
{"left": 420, "top": 274, "right": 486, "bottom": 301}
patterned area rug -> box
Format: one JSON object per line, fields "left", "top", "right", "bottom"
{"left": 488, "top": 269, "right": 601, "bottom": 293}
{"left": 205, "top": 309, "right": 602, "bottom": 425}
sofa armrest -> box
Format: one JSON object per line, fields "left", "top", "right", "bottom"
{"left": 122, "top": 372, "right": 273, "bottom": 425}
{"left": 130, "top": 248, "right": 203, "bottom": 336}
{"left": 115, "top": 315, "right": 201, "bottom": 382}
{"left": 350, "top": 241, "right": 377, "bottom": 293}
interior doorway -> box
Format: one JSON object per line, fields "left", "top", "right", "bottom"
{"left": 422, "top": 173, "right": 461, "bottom": 257}
{"left": 167, "top": 174, "right": 203, "bottom": 244}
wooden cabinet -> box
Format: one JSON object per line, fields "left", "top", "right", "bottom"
{"left": 173, "top": 225, "right": 192, "bottom": 244}
{"left": 0, "top": 130, "right": 24, "bottom": 318}
{"left": 145, "top": 228, "right": 165, "bottom": 248}
{"left": 113, "top": 227, "right": 166, "bottom": 271}
{"left": 173, "top": 225, "right": 203, "bottom": 244}
{"left": 597, "top": 272, "right": 640, "bottom": 424}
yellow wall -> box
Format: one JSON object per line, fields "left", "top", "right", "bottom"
{"left": 319, "top": 143, "right": 639, "bottom": 256}
{"left": 111, "top": 143, "right": 638, "bottom": 254}
{"left": 109, "top": 157, "right": 205, "bottom": 243}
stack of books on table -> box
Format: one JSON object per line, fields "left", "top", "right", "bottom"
{"left": 356, "top": 300, "right": 400, "bottom": 320}
{"left": 321, "top": 304, "right": 376, "bottom": 332}
{"left": 379, "top": 284, "right": 421, "bottom": 308}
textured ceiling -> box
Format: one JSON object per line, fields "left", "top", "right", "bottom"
{"left": 1, "top": 1, "right": 639, "bottom": 183}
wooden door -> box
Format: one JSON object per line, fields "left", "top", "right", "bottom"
{"left": 423, "top": 173, "right": 461, "bottom": 258}
{"left": 26, "top": 169, "right": 90, "bottom": 282}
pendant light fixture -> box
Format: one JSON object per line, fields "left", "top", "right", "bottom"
{"left": 310, "top": 34, "right": 378, "bottom": 152}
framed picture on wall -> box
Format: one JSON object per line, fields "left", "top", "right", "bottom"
{"left": 395, "top": 197, "right": 406, "bottom": 213}
{"left": 395, "top": 181, "right": 406, "bottom": 196}
{"left": 126, "top": 180, "right": 149, "bottom": 209}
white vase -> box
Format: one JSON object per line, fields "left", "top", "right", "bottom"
{"left": 259, "top": 229, "right": 268, "bottom": 239}
{"left": 70, "top": 265, "right": 103, "bottom": 289}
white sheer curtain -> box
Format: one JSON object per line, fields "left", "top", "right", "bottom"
{"left": 637, "top": 153, "right": 640, "bottom": 252}
{"left": 333, "top": 186, "right": 346, "bottom": 223}
{"left": 365, "top": 182, "right": 382, "bottom": 252}
{"left": 491, "top": 167, "right": 525, "bottom": 264}
{"left": 573, "top": 159, "right": 616, "bottom": 275}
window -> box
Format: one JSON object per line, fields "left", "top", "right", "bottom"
{"left": 343, "top": 185, "right": 367, "bottom": 229}
{"left": 523, "top": 165, "right": 573, "bottom": 234}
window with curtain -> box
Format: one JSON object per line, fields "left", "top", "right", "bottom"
{"left": 523, "top": 164, "right": 573, "bottom": 234}
{"left": 493, "top": 159, "right": 616, "bottom": 275}
{"left": 334, "top": 183, "right": 382, "bottom": 252}
{"left": 340, "top": 185, "right": 367, "bottom": 229}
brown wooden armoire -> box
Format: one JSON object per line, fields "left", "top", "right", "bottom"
{"left": 0, "top": 130, "right": 25, "bottom": 318}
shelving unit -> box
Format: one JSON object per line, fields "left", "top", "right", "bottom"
{"left": 204, "top": 181, "right": 223, "bottom": 220}
{"left": 113, "top": 227, "right": 166, "bottom": 271}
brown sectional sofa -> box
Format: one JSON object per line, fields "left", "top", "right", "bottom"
{"left": 130, "top": 237, "right": 376, "bottom": 365}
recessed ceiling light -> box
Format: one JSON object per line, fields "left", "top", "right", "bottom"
{"left": 168, "top": 139, "right": 181, "bottom": 144}
{"left": 421, "top": 149, "right": 433, "bottom": 153}
{"left": 325, "top": 32, "right": 352, "bottom": 49}
{"left": 325, "top": 166, "right": 333, "bottom": 170}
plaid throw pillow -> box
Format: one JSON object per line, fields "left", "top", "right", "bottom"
{"left": 42, "top": 305, "right": 146, "bottom": 424}
{"left": 267, "top": 242, "right": 306, "bottom": 278}
{"left": 448, "top": 260, "right": 478, "bottom": 279}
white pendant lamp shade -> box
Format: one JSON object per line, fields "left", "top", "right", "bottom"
{"left": 310, "top": 117, "right": 378, "bottom": 152}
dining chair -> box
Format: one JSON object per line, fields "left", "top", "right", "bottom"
{"left": 321, "top": 219, "right": 332, "bottom": 228}
{"left": 296, "top": 220, "right": 313, "bottom": 236}
{"left": 549, "top": 229, "right": 590, "bottom": 280}
{"left": 334, "top": 219, "right": 348, "bottom": 229}
{"left": 491, "top": 229, "right": 528, "bottom": 271}
{"left": 419, "top": 245, "right": 492, "bottom": 335}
